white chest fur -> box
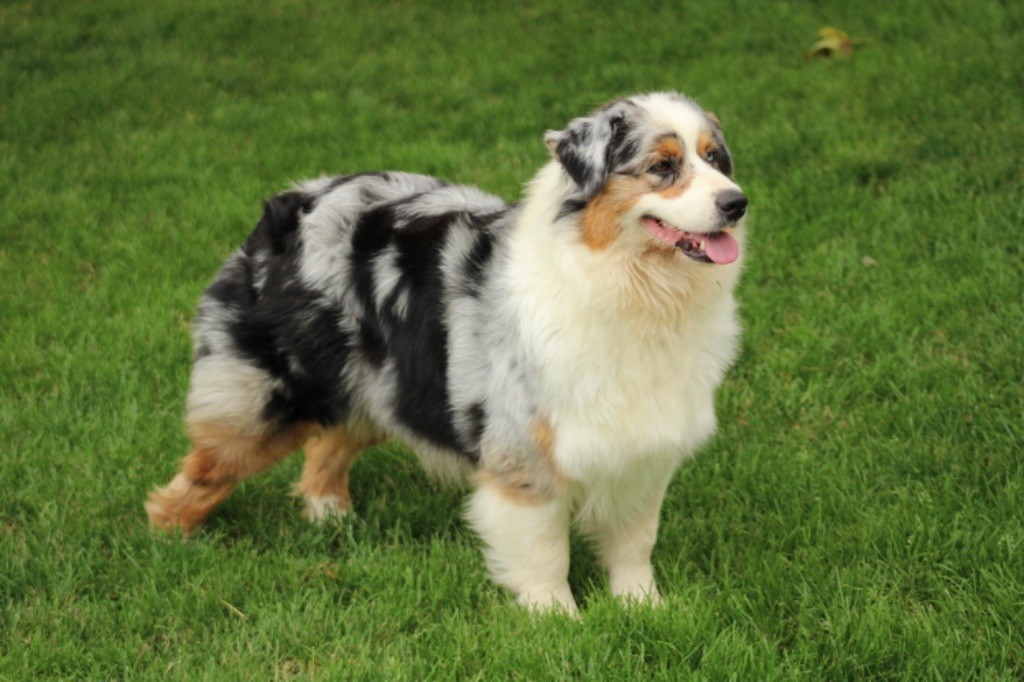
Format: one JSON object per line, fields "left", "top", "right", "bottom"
{"left": 505, "top": 200, "right": 742, "bottom": 483}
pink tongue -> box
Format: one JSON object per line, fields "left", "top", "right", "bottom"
{"left": 642, "top": 217, "right": 684, "bottom": 246}
{"left": 703, "top": 231, "right": 739, "bottom": 264}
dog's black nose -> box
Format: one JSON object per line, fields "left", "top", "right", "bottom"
{"left": 715, "top": 190, "right": 748, "bottom": 222}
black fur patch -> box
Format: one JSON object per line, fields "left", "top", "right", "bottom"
{"left": 260, "top": 294, "right": 355, "bottom": 426}
{"left": 555, "top": 124, "right": 599, "bottom": 197}
{"left": 384, "top": 211, "right": 462, "bottom": 450}
{"left": 205, "top": 254, "right": 257, "bottom": 309}
{"left": 250, "top": 191, "right": 313, "bottom": 255}
{"left": 347, "top": 203, "right": 469, "bottom": 452}
{"left": 610, "top": 135, "right": 639, "bottom": 171}
{"left": 706, "top": 126, "right": 734, "bottom": 177}
{"left": 459, "top": 212, "right": 503, "bottom": 297}
{"left": 463, "top": 402, "right": 486, "bottom": 461}
{"left": 606, "top": 115, "right": 635, "bottom": 170}
{"left": 717, "top": 149, "right": 734, "bottom": 178}
{"left": 211, "top": 193, "right": 354, "bottom": 426}
{"left": 554, "top": 107, "right": 638, "bottom": 199}
{"left": 324, "top": 171, "right": 390, "bottom": 193}
{"left": 461, "top": 231, "right": 493, "bottom": 297}
{"left": 556, "top": 199, "right": 586, "bottom": 222}
{"left": 350, "top": 203, "right": 400, "bottom": 367}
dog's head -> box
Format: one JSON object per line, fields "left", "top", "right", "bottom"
{"left": 545, "top": 92, "right": 746, "bottom": 265}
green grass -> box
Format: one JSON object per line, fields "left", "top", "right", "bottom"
{"left": 2, "top": 0, "right": 1022, "bottom": 678}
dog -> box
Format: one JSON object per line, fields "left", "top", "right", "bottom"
{"left": 145, "top": 92, "right": 747, "bottom": 614}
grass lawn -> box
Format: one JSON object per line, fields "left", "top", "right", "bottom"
{"left": 2, "top": 0, "right": 1022, "bottom": 678}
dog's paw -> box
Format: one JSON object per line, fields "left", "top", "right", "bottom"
{"left": 610, "top": 572, "right": 664, "bottom": 607}
{"left": 302, "top": 494, "right": 350, "bottom": 525}
{"left": 615, "top": 585, "right": 664, "bottom": 608}
{"left": 516, "top": 585, "right": 580, "bottom": 618}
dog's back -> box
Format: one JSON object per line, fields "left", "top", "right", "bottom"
{"left": 189, "top": 171, "right": 511, "bottom": 453}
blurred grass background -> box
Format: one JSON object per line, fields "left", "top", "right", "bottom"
{"left": 2, "top": 0, "right": 1022, "bottom": 678}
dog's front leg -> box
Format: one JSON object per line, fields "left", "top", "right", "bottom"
{"left": 580, "top": 467, "right": 674, "bottom": 605}
{"left": 467, "top": 476, "right": 577, "bottom": 615}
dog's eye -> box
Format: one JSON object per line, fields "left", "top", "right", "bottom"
{"left": 649, "top": 160, "right": 675, "bottom": 175}
{"left": 705, "top": 149, "right": 719, "bottom": 166}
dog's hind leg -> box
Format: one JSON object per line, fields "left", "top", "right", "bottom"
{"left": 297, "top": 426, "right": 381, "bottom": 524}
{"left": 145, "top": 421, "right": 312, "bottom": 534}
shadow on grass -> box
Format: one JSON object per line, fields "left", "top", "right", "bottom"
{"left": 196, "top": 441, "right": 469, "bottom": 549}
{"left": 156, "top": 440, "right": 615, "bottom": 606}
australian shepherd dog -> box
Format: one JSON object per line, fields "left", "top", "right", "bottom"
{"left": 146, "top": 92, "right": 748, "bottom": 614}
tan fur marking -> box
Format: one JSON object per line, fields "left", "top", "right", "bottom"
{"left": 298, "top": 426, "right": 383, "bottom": 505}
{"left": 697, "top": 131, "right": 715, "bottom": 160}
{"left": 580, "top": 175, "right": 647, "bottom": 250}
{"left": 474, "top": 419, "right": 569, "bottom": 507}
{"left": 533, "top": 418, "right": 555, "bottom": 460}
{"left": 184, "top": 420, "right": 314, "bottom": 484}
{"left": 654, "top": 136, "right": 684, "bottom": 160}
{"left": 577, "top": 133, "right": 699, "bottom": 249}
{"left": 476, "top": 470, "right": 547, "bottom": 507}
{"left": 533, "top": 417, "right": 566, "bottom": 481}
{"left": 651, "top": 135, "right": 693, "bottom": 200}
{"left": 145, "top": 420, "right": 313, "bottom": 533}
{"left": 643, "top": 135, "right": 692, "bottom": 197}
{"left": 299, "top": 432, "right": 354, "bottom": 505}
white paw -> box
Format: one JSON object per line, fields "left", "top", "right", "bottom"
{"left": 610, "top": 566, "right": 663, "bottom": 607}
{"left": 615, "top": 584, "right": 664, "bottom": 608}
{"left": 302, "top": 494, "right": 349, "bottom": 525}
{"left": 516, "top": 585, "right": 579, "bottom": 617}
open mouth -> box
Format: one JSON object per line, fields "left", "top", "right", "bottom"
{"left": 641, "top": 216, "right": 739, "bottom": 265}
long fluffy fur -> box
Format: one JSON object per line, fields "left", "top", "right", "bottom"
{"left": 146, "top": 92, "right": 748, "bottom": 614}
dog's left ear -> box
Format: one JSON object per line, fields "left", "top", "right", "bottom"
{"left": 544, "top": 101, "right": 636, "bottom": 200}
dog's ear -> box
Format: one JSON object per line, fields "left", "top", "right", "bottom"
{"left": 544, "top": 101, "right": 637, "bottom": 200}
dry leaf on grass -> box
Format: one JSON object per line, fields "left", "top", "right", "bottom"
{"left": 804, "top": 26, "right": 869, "bottom": 59}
